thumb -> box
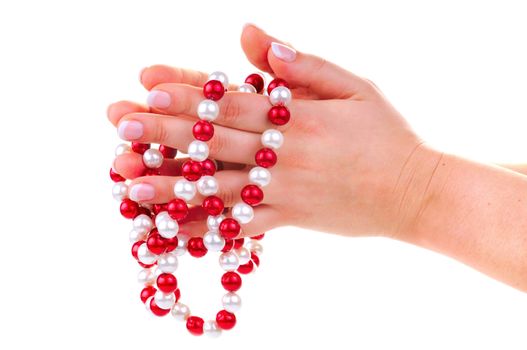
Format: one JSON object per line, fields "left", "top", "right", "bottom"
{"left": 241, "top": 24, "right": 369, "bottom": 99}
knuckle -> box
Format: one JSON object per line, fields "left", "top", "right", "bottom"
{"left": 153, "top": 120, "right": 170, "bottom": 145}
{"left": 217, "top": 186, "right": 236, "bottom": 206}
{"left": 207, "top": 133, "right": 228, "bottom": 157}
{"left": 220, "top": 96, "right": 241, "bottom": 125}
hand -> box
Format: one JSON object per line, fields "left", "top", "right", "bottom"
{"left": 107, "top": 24, "right": 440, "bottom": 239}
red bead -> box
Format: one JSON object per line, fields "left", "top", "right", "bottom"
{"left": 221, "top": 239, "right": 234, "bottom": 252}
{"left": 221, "top": 271, "right": 242, "bottom": 292}
{"left": 149, "top": 298, "right": 171, "bottom": 316}
{"left": 140, "top": 286, "right": 157, "bottom": 303}
{"left": 268, "top": 105, "right": 291, "bottom": 125}
{"left": 241, "top": 184, "right": 264, "bottom": 205}
{"left": 165, "top": 236, "right": 179, "bottom": 253}
{"left": 200, "top": 159, "right": 216, "bottom": 176}
{"left": 157, "top": 273, "right": 178, "bottom": 293}
{"left": 143, "top": 168, "right": 160, "bottom": 176}
{"left": 219, "top": 218, "right": 241, "bottom": 239}
{"left": 192, "top": 120, "right": 214, "bottom": 141}
{"left": 120, "top": 199, "right": 139, "bottom": 219}
{"left": 233, "top": 238, "right": 245, "bottom": 249}
{"left": 255, "top": 148, "right": 277, "bottom": 168}
{"left": 237, "top": 260, "right": 254, "bottom": 274}
{"left": 146, "top": 232, "right": 167, "bottom": 255}
{"left": 245, "top": 73, "right": 265, "bottom": 93}
{"left": 109, "top": 168, "right": 125, "bottom": 182}
{"left": 186, "top": 316, "right": 204, "bottom": 336}
{"left": 251, "top": 233, "right": 265, "bottom": 240}
{"left": 138, "top": 261, "right": 155, "bottom": 269}
{"left": 216, "top": 310, "right": 237, "bottom": 330}
{"left": 202, "top": 196, "right": 224, "bottom": 216}
{"left": 131, "top": 142, "right": 150, "bottom": 155}
{"left": 174, "top": 288, "right": 181, "bottom": 302}
{"left": 182, "top": 160, "right": 203, "bottom": 181}
{"left": 251, "top": 252, "right": 260, "bottom": 267}
{"left": 136, "top": 206, "right": 152, "bottom": 218}
{"left": 203, "top": 80, "right": 225, "bottom": 101}
{"left": 159, "top": 145, "right": 177, "bottom": 158}
{"left": 153, "top": 203, "right": 167, "bottom": 215}
{"left": 187, "top": 237, "right": 208, "bottom": 258}
{"left": 267, "top": 78, "right": 289, "bottom": 94}
{"left": 167, "top": 198, "right": 188, "bottom": 221}
{"left": 131, "top": 241, "right": 143, "bottom": 260}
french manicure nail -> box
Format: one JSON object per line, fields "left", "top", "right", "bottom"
{"left": 129, "top": 183, "right": 155, "bottom": 202}
{"left": 117, "top": 120, "right": 143, "bottom": 140}
{"left": 147, "top": 90, "right": 171, "bottom": 109}
{"left": 271, "top": 42, "right": 297, "bottom": 63}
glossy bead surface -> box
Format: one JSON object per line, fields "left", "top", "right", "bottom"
{"left": 246, "top": 240, "right": 264, "bottom": 255}
{"left": 167, "top": 198, "right": 188, "bottom": 221}
{"left": 208, "top": 71, "right": 229, "bottom": 88}
{"left": 222, "top": 292, "right": 242, "bottom": 313}
{"left": 181, "top": 160, "right": 203, "bottom": 181}
{"left": 171, "top": 302, "right": 190, "bottom": 321}
{"left": 120, "top": 198, "right": 139, "bottom": 219}
{"left": 192, "top": 120, "right": 214, "bottom": 141}
{"left": 207, "top": 214, "right": 225, "bottom": 231}
{"left": 159, "top": 145, "right": 177, "bottom": 158}
{"left": 237, "top": 260, "right": 255, "bottom": 274}
{"left": 236, "top": 247, "right": 252, "bottom": 265}
{"left": 174, "top": 179, "right": 197, "bottom": 201}
{"left": 248, "top": 166, "right": 271, "bottom": 187}
{"left": 219, "top": 251, "right": 240, "bottom": 271}
{"left": 268, "top": 105, "right": 290, "bottom": 125}
{"left": 129, "top": 228, "right": 146, "bottom": 243}
{"left": 143, "top": 148, "right": 164, "bottom": 168}
{"left": 216, "top": 310, "right": 237, "bottom": 330}
{"left": 156, "top": 215, "right": 179, "bottom": 239}
{"left": 267, "top": 78, "right": 289, "bottom": 94}
{"left": 112, "top": 182, "right": 128, "bottom": 201}
{"left": 261, "top": 129, "right": 284, "bottom": 149}
{"left": 221, "top": 271, "right": 242, "bottom": 292}
{"left": 154, "top": 290, "right": 176, "bottom": 310}
{"left": 200, "top": 159, "right": 216, "bottom": 176}
{"left": 245, "top": 73, "right": 264, "bottom": 93}
{"left": 187, "top": 237, "right": 208, "bottom": 258}
{"left": 255, "top": 148, "right": 277, "bottom": 168}
{"left": 133, "top": 214, "right": 153, "bottom": 235}
{"left": 131, "top": 142, "right": 150, "bottom": 155}
{"left": 197, "top": 100, "right": 220, "bottom": 121}
{"left": 203, "top": 320, "right": 222, "bottom": 338}
{"left": 251, "top": 252, "right": 260, "bottom": 266}
{"left": 109, "top": 168, "right": 125, "bottom": 182}
{"left": 137, "top": 268, "right": 155, "bottom": 285}
{"left": 173, "top": 234, "right": 188, "bottom": 256}
{"left": 137, "top": 242, "right": 158, "bottom": 265}
{"left": 219, "top": 218, "right": 241, "bottom": 239}
{"left": 203, "top": 230, "right": 225, "bottom": 252}
{"left": 156, "top": 273, "right": 178, "bottom": 293}
{"left": 269, "top": 86, "right": 292, "bottom": 106}
{"left": 241, "top": 184, "right": 263, "bottom": 206}
{"left": 238, "top": 83, "right": 256, "bottom": 93}
{"left": 233, "top": 238, "right": 245, "bottom": 249}
{"left": 203, "top": 80, "right": 225, "bottom": 101}
{"left": 157, "top": 252, "right": 178, "bottom": 273}
{"left": 115, "top": 143, "right": 131, "bottom": 156}
{"left": 140, "top": 286, "right": 157, "bottom": 303}
{"left": 202, "top": 195, "right": 224, "bottom": 215}
{"left": 146, "top": 232, "right": 167, "bottom": 255}
{"left": 188, "top": 140, "right": 209, "bottom": 162}
{"left": 232, "top": 202, "right": 254, "bottom": 224}
{"left": 196, "top": 175, "right": 218, "bottom": 196}
{"left": 149, "top": 298, "right": 171, "bottom": 316}
{"left": 186, "top": 316, "right": 205, "bottom": 336}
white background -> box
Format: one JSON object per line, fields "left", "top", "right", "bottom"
{"left": 0, "top": 0, "right": 526, "bottom": 349}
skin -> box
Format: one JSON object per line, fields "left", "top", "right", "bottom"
{"left": 107, "top": 24, "right": 527, "bottom": 292}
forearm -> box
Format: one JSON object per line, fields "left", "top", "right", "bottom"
{"left": 402, "top": 149, "right": 527, "bottom": 291}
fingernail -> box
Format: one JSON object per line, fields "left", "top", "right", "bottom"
{"left": 129, "top": 183, "right": 155, "bottom": 201}
{"left": 243, "top": 23, "right": 258, "bottom": 30}
{"left": 147, "top": 90, "right": 171, "bottom": 109}
{"left": 139, "top": 67, "right": 147, "bottom": 83}
{"left": 117, "top": 120, "right": 143, "bottom": 140}
{"left": 271, "top": 42, "right": 297, "bottom": 63}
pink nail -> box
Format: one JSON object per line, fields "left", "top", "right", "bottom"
{"left": 147, "top": 90, "right": 171, "bottom": 109}
{"left": 271, "top": 42, "right": 297, "bottom": 63}
{"left": 117, "top": 120, "right": 143, "bottom": 140}
{"left": 129, "top": 183, "right": 155, "bottom": 202}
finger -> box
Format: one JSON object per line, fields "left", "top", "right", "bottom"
{"left": 180, "top": 205, "right": 282, "bottom": 238}
{"left": 241, "top": 24, "right": 372, "bottom": 99}
{"left": 145, "top": 82, "right": 318, "bottom": 133}
{"left": 117, "top": 112, "right": 261, "bottom": 165}
{"left": 113, "top": 152, "right": 243, "bottom": 179}
{"left": 107, "top": 100, "right": 148, "bottom": 126}
{"left": 127, "top": 170, "right": 276, "bottom": 207}
{"left": 140, "top": 65, "right": 238, "bottom": 91}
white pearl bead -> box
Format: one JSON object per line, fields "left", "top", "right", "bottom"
{"left": 171, "top": 302, "right": 190, "bottom": 321}
{"left": 261, "top": 129, "right": 284, "bottom": 149}
{"left": 208, "top": 71, "right": 229, "bottom": 88}
{"left": 238, "top": 83, "right": 256, "bottom": 93}
{"left": 157, "top": 252, "right": 179, "bottom": 273}
{"left": 154, "top": 291, "right": 175, "bottom": 310}
{"left": 219, "top": 251, "right": 240, "bottom": 271}
{"left": 133, "top": 214, "right": 153, "bottom": 235}
{"left": 207, "top": 215, "right": 225, "bottom": 231}
{"left": 129, "top": 228, "right": 146, "bottom": 243}
{"left": 174, "top": 179, "right": 197, "bottom": 201}
{"left": 246, "top": 240, "right": 264, "bottom": 255}
{"left": 115, "top": 143, "right": 131, "bottom": 156}
{"left": 236, "top": 247, "right": 252, "bottom": 265}
{"left": 137, "top": 243, "right": 157, "bottom": 265}
{"left": 203, "top": 230, "right": 225, "bottom": 252}
{"left": 222, "top": 292, "right": 242, "bottom": 313}
{"left": 269, "top": 86, "right": 292, "bottom": 106}
{"left": 203, "top": 320, "right": 222, "bottom": 338}
{"left": 112, "top": 181, "right": 128, "bottom": 201}
{"left": 249, "top": 167, "right": 271, "bottom": 187}
{"left": 157, "top": 215, "right": 179, "bottom": 239}
{"left": 145, "top": 296, "right": 154, "bottom": 312}
{"left": 232, "top": 202, "right": 254, "bottom": 224}
{"left": 196, "top": 175, "right": 218, "bottom": 196}
{"left": 188, "top": 140, "right": 209, "bottom": 161}
{"left": 142, "top": 148, "right": 164, "bottom": 168}
{"left": 154, "top": 211, "right": 169, "bottom": 225}
{"left": 137, "top": 268, "right": 155, "bottom": 285}
{"left": 173, "top": 234, "right": 188, "bottom": 256}
{"left": 197, "top": 99, "right": 220, "bottom": 121}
